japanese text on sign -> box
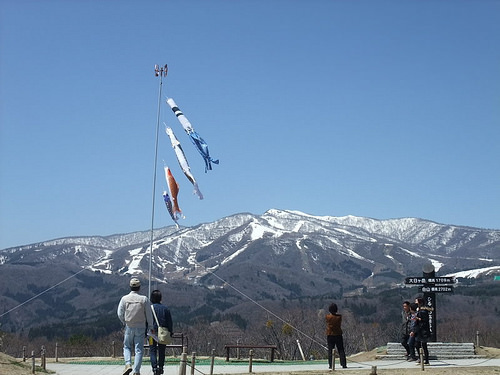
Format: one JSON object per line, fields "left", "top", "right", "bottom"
{"left": 420, "top": 286, "right": 454, "bottom": 293}
{"left": 405, "top": 277, "right": 454, "bottom": 285}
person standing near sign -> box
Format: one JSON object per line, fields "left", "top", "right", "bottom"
{"left": 325, "top": 303, "right": 347, "bottom": 369}
{"left": 407, "top": 303, "right": 419, "bottom": 361}
{"left": 400, "top": 301, "right": 411, "bottom": 357}
{"left": 149, "top": 289, "right": 173, "bottom": 375}
{"left": 414, "top": 297, "right": 431, "bottom": 365}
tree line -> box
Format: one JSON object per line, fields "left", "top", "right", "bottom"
{"left": 1, "top": 283, "right": 499, "bottom": 360}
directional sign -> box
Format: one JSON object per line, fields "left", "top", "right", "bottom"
{"left": 405, "top": 277, "right": 454, "bottom": 285}
{"left": 419, "top": 286, "right": 454, "bottom": 293}
{"left": 405, "top": 277, "right": 427, "bottom": 284}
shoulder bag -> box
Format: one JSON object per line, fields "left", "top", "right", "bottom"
{"left": 151, "top": 305, "right": 172, "bottom": 345}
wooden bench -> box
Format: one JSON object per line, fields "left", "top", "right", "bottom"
{"left": 144, "top": 332, "right": 187, "bottom": 353}
{"left": 166, "top": 332, "right": 187, "bottom": 350}
{"left": 224, "top": 344, "right": 278, "bottom": 362}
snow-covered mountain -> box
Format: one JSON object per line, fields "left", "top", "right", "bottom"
{"left": 2, "top": 209, "right": 499, "bottom": 283}
{"left": 1, "top": 209, "right": 499, "bottom": 335}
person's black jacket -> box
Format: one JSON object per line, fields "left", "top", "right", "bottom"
{"left": 152, "top": 303, "right": 173, "bottom": 333}
{"left": 415, "top": 307, "right": 430, "bottom": 340}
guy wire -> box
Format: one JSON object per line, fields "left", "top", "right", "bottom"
{"left": 193, "top": 259, "right": 328, "bottom": 350}
{"left": 0, "top": 257, "right": 104, "bottom": 319}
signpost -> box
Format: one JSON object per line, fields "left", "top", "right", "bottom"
{"left": 404, "top": 264, "right": 455, "bottom": 342}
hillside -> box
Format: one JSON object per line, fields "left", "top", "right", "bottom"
{"left": 0, "top": 209, "right": 499, "bottom": 348}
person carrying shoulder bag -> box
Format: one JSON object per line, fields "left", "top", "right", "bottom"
{"left": 149, "top": 289, "right": 173, "bottom": 375}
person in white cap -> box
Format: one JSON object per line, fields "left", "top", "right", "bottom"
{"left": 117, "top": 277, "right": 154, "bottom": 375}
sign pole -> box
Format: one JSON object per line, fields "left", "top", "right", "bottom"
{"left": 422, "top": 264, "right": 437, "bottom": 342}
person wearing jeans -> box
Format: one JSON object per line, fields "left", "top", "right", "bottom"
{"left": 118, "top": 278, "right": 154, "bottom": 375}
{"left": 123, "top": 326, "right": 148, "bottom": 373}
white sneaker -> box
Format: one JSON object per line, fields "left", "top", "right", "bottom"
{"left": 123, "top": 364, "right": 132, "bottom": 375}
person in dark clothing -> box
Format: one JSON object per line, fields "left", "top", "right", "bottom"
{"left": 149, "top": 290, "right": 173, "bottom": 375}
{"left": 400, "top": 301, "right": 411, "bottom": 357}
{"left": 414, "top": 297, "right": 431, "bottom": 365}
{"left": 325, "top": 303, "right": 347, "bottom": 369}
{"left": 407, "top": 303, "right": 419, "bottom": 361}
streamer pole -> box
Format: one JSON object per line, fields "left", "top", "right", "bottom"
{"left": 149, "top": 64, "right": 168, "bottom": 298}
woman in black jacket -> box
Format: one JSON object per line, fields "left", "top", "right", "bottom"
{"left": 414, "top": 297, "right": 431, "bottom": 365}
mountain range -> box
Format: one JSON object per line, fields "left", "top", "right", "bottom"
{"left": 1, "top": 209, "right": 499, "bottom": 337}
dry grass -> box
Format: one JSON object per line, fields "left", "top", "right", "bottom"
{"left": 0, "top": 352, "right": 45, "bottom": 375}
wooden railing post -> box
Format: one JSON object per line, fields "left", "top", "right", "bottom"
{"left": 249, "top": 349, "right": 253, "bottom": 373}
{"left": 178, "top": 349, "right": 187, "bottom": 375}
{"left": 210, "top": 349, "right": 215, "bottom": 375}
{"left": 419, "top": 348, "right": 424, "bottom": 371}
{"left": 41, "top": 345, "right": 46, "bottom": 370}
{"left": 31, "top": 350, "right": 35, "bottom": 374}
{"left": 190, "top": 352, "right": 196, "bottom": 375}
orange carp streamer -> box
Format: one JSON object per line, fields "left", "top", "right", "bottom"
{"left": 164, "top": 166, "right": 183, "bottom": 221}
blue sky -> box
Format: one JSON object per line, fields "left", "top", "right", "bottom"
{"left": 1, "top": 0, "right": 499, "bottom": 249}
